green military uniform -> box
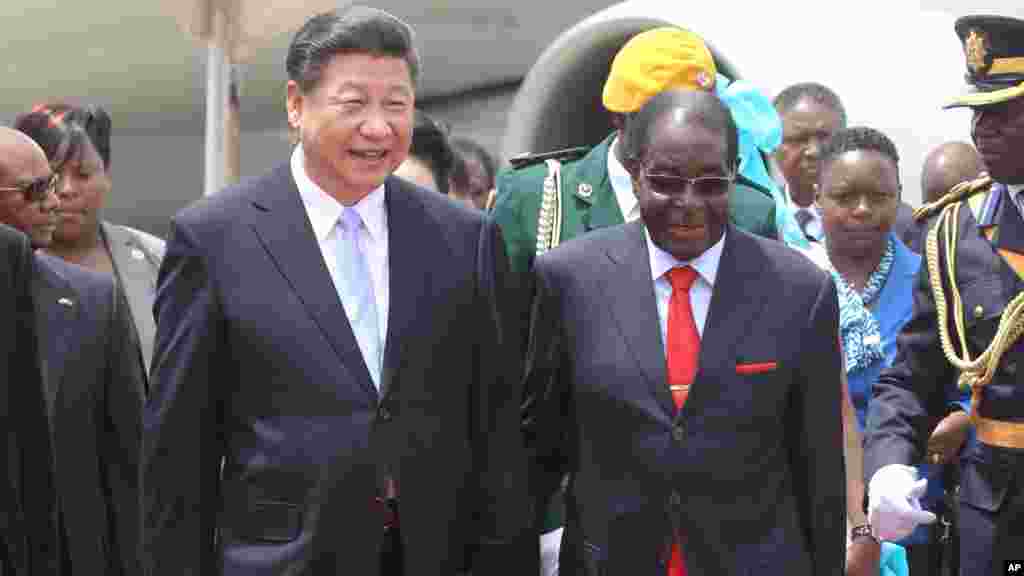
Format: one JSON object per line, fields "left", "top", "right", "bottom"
{"left": 493, "top": 133, "right": 778, "bottom": 534}
{"left": 494, "top": 133, "right": 777, "bottom": 275}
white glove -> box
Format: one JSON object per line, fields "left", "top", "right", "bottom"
{"left": 539, "top": 527, "right": 563, "bottom": 576}
{"left": 867, "top": 464, "right": 937, "bottom": 541}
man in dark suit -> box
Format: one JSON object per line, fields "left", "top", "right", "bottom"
{"left": 523, "top": 90, "right": 846, "bottom": 575}
{"left": 141, "top": 7, "right": 534, "bottom": 575}
{"left": 0, "top": 222, "right": 59, "bottom": 576}
{"left": 0, "top": 126, "right": 143, "bottom": 575}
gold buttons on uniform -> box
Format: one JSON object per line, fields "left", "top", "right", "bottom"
{"left": 974, "top": 305, "right": 985, "bottom": 319}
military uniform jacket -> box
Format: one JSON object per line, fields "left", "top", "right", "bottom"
{"left": 493, "top": 133, "right": 778, "bottom": 275}
{"left": 865, "top": 182, "right": 1024, "bottom": 518}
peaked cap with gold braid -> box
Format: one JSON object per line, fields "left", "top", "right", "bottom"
{"left": 946, "top": 15, "right": 1024, "bottom": 108}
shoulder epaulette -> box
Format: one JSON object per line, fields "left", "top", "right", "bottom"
{"left": 913, "top": 173, "right": 993, "bottom": 221}
{"left": 507, "top": 146, "right": 589, "bottom": 170}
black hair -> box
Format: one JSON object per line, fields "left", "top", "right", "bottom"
{"left": 621, "top": 89, "right": 738, "bottom": 168}
{"left": 408, "top": 110, "right": 455, "bottom": 195}
{"left": 449, "top": 137, "right": 496, "bottom": 189}
{"left": 286, "top": 6, "right": 419, "bottom": 93}
{"left": 818, "top": 126, "right": 900, "bottom": 176}
{"left": 14, "top": 102, "right": 112, "bottom": 171}
{"left": 773, "top": 82, "right": 847, "bottom": 127}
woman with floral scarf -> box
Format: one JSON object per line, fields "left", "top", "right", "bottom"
{"left": 801, "top": 126, "right": 970, "bottom": 575}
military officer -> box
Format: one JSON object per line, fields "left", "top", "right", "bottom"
{"left": 492, "top": 27, "right": 778, "bottom": 277}
{"left": 864, "top": 15, "right": 1024, "bottom": 575}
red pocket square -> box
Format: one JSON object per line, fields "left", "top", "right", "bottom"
{"left": 735, "top": 361, "right": 778, "bottom": 375}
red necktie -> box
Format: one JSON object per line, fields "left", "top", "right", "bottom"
{"left": 666, "top": 266, "right": 700, "bottom": 410}
{"left": 665, "top": 266, "right": 699, "bottom": 576}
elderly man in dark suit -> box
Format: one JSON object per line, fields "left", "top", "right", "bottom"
{"left": 0, "top": 126, "right": 143, "bottom": 575}
{"left": 0, "top": 221, "right": 58, "bottom": 576}
{"left": 523, "top": 90, "right": 846, "bottom": 575}
{"left": 141, "top": 6, "right": 534, "bottom": 575}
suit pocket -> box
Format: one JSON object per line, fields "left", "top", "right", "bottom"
{"left": 225, "top": 499, "right": 304, "bottom": 543}
{"left": 735, "top": 361, "right": 778, "bottom": 375}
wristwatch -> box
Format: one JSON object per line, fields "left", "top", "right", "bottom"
{"left": 850, "top": 524, "right": 880, "bottom": 545}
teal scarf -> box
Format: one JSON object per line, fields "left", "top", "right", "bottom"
{"left": 825, "top": 236, "right": 894, "bottom": 373}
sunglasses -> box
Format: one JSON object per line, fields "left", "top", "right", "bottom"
{"left": 0, "top": 173, "right": 58, "bottom": 204}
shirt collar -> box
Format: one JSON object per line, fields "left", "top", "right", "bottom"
{"left": 785, "top": 182, "right": 820, "bottom": 216}
{"left": 290, "top": 145, "right": 387, "bottom": 242}
{"left": 607, "top": 136, "right": 639, "bottom": 220}
{"left": 645, "top": 225, "right": 726, "bottom": 288}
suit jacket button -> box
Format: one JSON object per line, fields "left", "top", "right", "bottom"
{"left": 672, "top": 425, "right": 685, "bottom": 442}
{"left": 669, "top": 491, "right": 681, "bottom": 508}
{"left": 378, "top": 406, "right": 392, "bottom": 421}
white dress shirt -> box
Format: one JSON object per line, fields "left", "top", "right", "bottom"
{"left": 607, "top": 136, "right": 642, "bottom": 223}
{"left": 291, "top": 146, "right": 390, "bottom": 383}
{"left": 645, "top": 226, "right": 726, "bottom": 351}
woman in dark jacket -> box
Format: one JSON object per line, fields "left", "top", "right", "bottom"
{"left": 16, "top": 103, "right": 164, "bottom": 392}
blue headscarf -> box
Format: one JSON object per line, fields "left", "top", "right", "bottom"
{"left": 715, "top": 74, "right": 808, "bottom": 249}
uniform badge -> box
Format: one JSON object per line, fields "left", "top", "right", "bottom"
{"left": 577, "top": 183, "right": 593, "bottom": 198}
{"left": 696, "top": 70, "right": 712, "bottom": 89}
{"left": 131, "top": 247, "right": 146, "bottom": 261}
{"left": 966, "top": 29, "right": 991, "bottom": 76}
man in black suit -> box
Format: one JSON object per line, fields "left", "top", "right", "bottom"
{"left": 0, "top": 126, "right": 143, "bottom": 575}
{"left": 0, "top": 221, "right": 59, "bottom": 576}
{"left": 141, "top": 7, "right": 534, "bottom": 575}
{"left": 523, "top": 90, "right": 846, "bottom": 575}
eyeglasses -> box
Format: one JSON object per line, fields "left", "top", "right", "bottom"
{"left": 641, "top": 167, "right": 734, "bottom": 198}
{"left": 0, "top": 173, "right": 58, "bottom": 204}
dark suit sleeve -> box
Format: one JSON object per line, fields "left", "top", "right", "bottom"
{"left": 520, "top": 258, "right": 574, "bottom": 531}
{"left": 98, "top": 283, "right": 144, "bottom": 575}
{"left": 468, "top": 218, "right": 540, "bottom": 574}
{"left": 864, "top": 246, "right": 955, "bottom": 480}
{"left": 142, "top": 217, "right": 226, "bottom": 576}
{"left": 2, "top": 231, "right": 60, "bottom": 575}
{"left": 789, "top": 275, "right": 845, "bottom": 575}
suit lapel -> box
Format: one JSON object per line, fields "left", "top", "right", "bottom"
{"left": 983, "top": 186, "right": 1024, "bottom": 297}
{"left": 678, "top": 228, "right": 769, "bottom": 423}
{"left": 102, "top": 222, "right": 157, "bottom": 374}
{"left": 248, "top": 164, "right": 377, "bottom": 401}
{"left": 33, "top": 257, "right": 77, "bottom": 418}
{"left": 378, "top": 177, "right": 432, "bottom": 400}
{"left": 600, "top": 221, "right": 675, "bottom": 418}
{"left": 995, "top": 185, "right": 1024, "bottom": 254}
